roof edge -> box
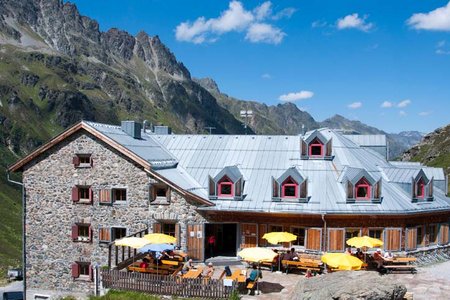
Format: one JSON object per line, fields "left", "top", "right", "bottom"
{"left": 8, "top": 121, "right": 152, "bottom": 172}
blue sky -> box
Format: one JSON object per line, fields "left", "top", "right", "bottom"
{"left": 71, "top": 0, "right": 450, "bottom": 133}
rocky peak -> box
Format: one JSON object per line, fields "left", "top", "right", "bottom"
{"left": 193, "top": 78, "right": 220, "bottom": 94}
{"left": 102, "top": 28, "right": 135, "bottom": 60}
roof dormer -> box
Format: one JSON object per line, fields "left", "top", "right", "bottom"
{"left": 208, "top": 166, "right": 244, "bottom": 200}
{"left": 301, "top": 130, "right": 332, "bottom": 160}
{"left": 412, "top": 169, "right": 433, "bottom": 202}
{"left": 341, "top": 167, "right": 382, "bottom": 203}
{"left": 272, "top": 167, "right": 308, "bottom": 203}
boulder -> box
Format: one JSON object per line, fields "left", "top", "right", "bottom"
{"left": 292, "top": 271, "right": 407, "bottom": 300}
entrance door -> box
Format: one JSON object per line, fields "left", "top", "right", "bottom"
{"left": 187, "top": 224, "right": 204, "bottom": 261}
{"left": 205, "top": 223, "right": 237, "bottom": 258}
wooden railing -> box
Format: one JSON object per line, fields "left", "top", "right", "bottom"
{"left": 101, "top": 270, "right": 236, "bottom": 299}
{"left": 108, "top": 227, "right": 149, "bottom": 269}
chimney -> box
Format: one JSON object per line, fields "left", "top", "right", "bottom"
{"left": 153, "top": 125, "right": 172, "bottom": 135}
{"left": 121, "top": 121, "right": 142, "bottom": 139}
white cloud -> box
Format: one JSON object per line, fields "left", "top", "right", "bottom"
{"left": 381, "top": 101, "right": 394, "bottom": 108}
{"left": 337, "top": 13, "right": 373, "bottom": 32}
{"left": 272, "top": 7, "right": 296, "bottom": 20}
{"left": 407, "top": 2, "right": 450, "bottom": 31}
{"left": 311, "top": 20, "right": 328, "bottom": 28}
{"left": 254, "top": 1, "right": 272, "bottom": 20}
{"left": 279, "top": 90, "right": 314, "bottom": 102}
{"left": 399, "top": 110, "right": 407, "bottom": 117}
{"left": 245, "top": 23, "right": 285, "bottom": 44}
{"left": 436, "top": 40, "right": 450, "bottom": 55}
{"left": 397, "top": 99, "right": 411, "bottom": 108}
{"left": 175, "top": 1, "right": 293, "bottom": 44}
{"left": 261, "top": 73, "right": 271, "bottom": 79}
{"left": 419, "top": 111, "right": 432, "bottom": 116}
{"left": 348, "top": 101, "right": 362, "bottom": 109}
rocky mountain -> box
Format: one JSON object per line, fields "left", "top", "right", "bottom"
{"left": 0, "top": 0, "right": 426, "bottom": 273}
{"left": 401, "top": 124, "right": 450, "bottom": 173}
{"left": 320, "top": 114, "right": 423, "bottom": 159}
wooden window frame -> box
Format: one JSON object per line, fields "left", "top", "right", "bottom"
{"left": 355, "top": 177, "right": 371, "bottom": 200}
{"left": 150, "top": 183, "right": 171, "bottom": 204}
{"left": 112, "top": 188, "right": 127, "bottom": 204}
{"left": 72, "top": 223, "right": 92, "bottom": 243}
{"left": 72, "top": 186, "right": 93, "bottom": 204}
{"left": 327, "top": 228, "right": 345, "bottom": 252}
{"left": 368, "top": 228, "right": 383, "bottom": 240}
{"left": 281, "top": 177, "right": 298, "bottom": 199}
{"left": 73, "top": 154, "right": 93, "bottom": 168}
{"left": 345, "top": 228, "right": 361, "bottom": 241}
{"left": 218, "top": 176, "right": 234, "bottom": 198}
{"left": 72, "top": 261, "right": 92, "bottom": 281}
{"left": 309, "top": 138, "right": 324, "bottom": 158}
{"left": 428, "top": 224, "right": 439, "bottom": 245}
{"left": 384, "top": 228, "right": 402, "bottom": 252}
{"left": 416, "top": 225, "right": 425, "bottom": 248}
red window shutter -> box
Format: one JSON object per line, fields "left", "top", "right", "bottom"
{"left": 72, "top": 186, "right": 79, "bottom": 202}
{"left": 89, "top": 187, "right": 94, "bottom": 204}
{"left": 88, "top": 225, "right": 92, "bottom": 243}
{"left": 72, "top": 225, "right": 78, "bottom": 241}
{"left": 71, "top": 263, "right": 79, "bottom": 278}
{"left": 73, "top": 156, "right": 80, "bottom": 167}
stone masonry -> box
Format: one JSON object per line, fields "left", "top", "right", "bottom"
{"left": 22, "top": 130, "right": 206, "bottom": 293}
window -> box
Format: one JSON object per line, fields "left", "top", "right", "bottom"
{"left": 72, "top": 186, "right": 93, "bottom": 204}
{"left": 309, "top": 138, "right": 323, "bottom": 157}
{"left": 150, "top": 183, "right": 170, "bottom": 204}
{"left": 345, "top": 228, "right": 360, "bottom": 241}
{"left": 368, "top": 229, "right": 382, "bottom": 240}
{"left": 218, "top": 176, "right": 234, "bottom": 197}
{"left": 428, "top": 224, "right": 439, "bottom": 245}
{"left": 355, "top": 177, "right": 371, "bottom": 200}
{"left": 269, "top": 225, "right": 283, "bottom": 233}
{"left": 112, "top": 188, "right": 127, "bottom": 203}
{"left": 73, "top": 154, "right": 92, "bottom": 168}
{"left": 417, "top": 226, "right": 424, "bottom": 246}
{"left": 72, "top": 262, "right": 92, "bottom": 281}
{"left": 291, "top": 227, "right": 305, "bottom": 247}
{"left": 162, "top": 223, "right": 176, "bottom": 237}
{"left": 112, "top": 227, "right": 127, "bottom": 241}
{"left": 281, "top": 177, "right": 298, "bottom": 198}
{"left": 416, "top": 178, "right": 425, "bottom": 199}
{"left": 72, "top": 224, "right": 92, "bottom": 242}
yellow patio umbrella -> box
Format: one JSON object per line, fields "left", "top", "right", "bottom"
{"left": 237, "top": 247, "right": 277, "bottom": 263}
{"left": 321, "top": 253, "right": 363, "bottom": 270}
{"left": 346, "top": 236, "right": 383, "bottom": 248}
{"left": 143, "top": 233, "right": 177, "bottom": 244}
{"left": 114, "top": 237, "right": 150, "bottom": 249}
{"left": 262, "top": 232, "right": 297, "bottom": 245}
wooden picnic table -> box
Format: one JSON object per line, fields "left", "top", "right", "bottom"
{"left": 226, "top": 270, "right": 246, "bottom": 283}
{"left": 182, "top": 267, "right": 203, "bottom": 279}
{"left": 382, "top": 256, "right": 417, "bottom": 274}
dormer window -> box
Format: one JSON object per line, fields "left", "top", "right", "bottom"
{"left": 355, "top": 177, "right": 371, "bottom": 200}
{"left": 412, "top": 171, "right": 433, "bottom": 201}
{"left": 218, "top": 176, "right": 234, "bottom": 197}
{"left": 282, "top": 177, "right": 298, "bottom": 198}
{"left": 209, "top": 166, "right": 244, "bottom": 200}
{"left": 272, "top": 167, "right": 308, "bottom": 202}
{"left": 309, "top": 138, "right": 323, "bottom": 157}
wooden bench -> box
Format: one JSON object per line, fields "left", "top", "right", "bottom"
{"left": 127, "top": 266, "right": 171, "bottom": 275}
{"left": 282, "top": 260, "right": 322, "bottom": 274}
{"left": 383, "top": 265, "right": 417, "bottom": 274}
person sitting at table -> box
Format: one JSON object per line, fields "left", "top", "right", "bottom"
{"left": 355, "top": 248, "right": 364, "bottom": 260}
{"left": 182, "top": 259, "right": 195, "bottom": 274}
{"left": 345, "top": 247, "right": 352, "bottom": 255}
{"left": 384, "top": 251, "right": 393, "bottom": 259}
{"left": 139, "top": 257, "right": 150, "bottom": 268}
{"left": 283, "top": 248, "right": 299, "bottom": 261}
{"left": 246, "top": 263, "right": 262, "bottom": 286}
{"left": 203, "top": 262, "right": 215, "bottom": 278}
{"left": 373, "top": 248, "right": 384, "bottom": 269}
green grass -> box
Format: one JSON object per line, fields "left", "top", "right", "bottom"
{"left": 88, "top": 290, "right": 164, "bottom": 300}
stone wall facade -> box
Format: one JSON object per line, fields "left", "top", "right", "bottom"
{"left": 22, "top": 131, "right": 205, "bottom": 293}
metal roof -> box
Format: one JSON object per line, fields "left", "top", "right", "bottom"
{"left": 343, "top": 134, "right": 387, "bottom": 147}
{"left": 79, "top": 123, "right": 450, "bottom": 215}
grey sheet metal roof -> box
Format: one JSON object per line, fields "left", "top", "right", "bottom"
{"left": 85, "top": 121, "right": 178, "bottom": 169}
{"left": 155, "top": 128, "right": 450, "bottom": 215}
{"left": 343, "top": 134, "right": 387, "bottom": 146}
